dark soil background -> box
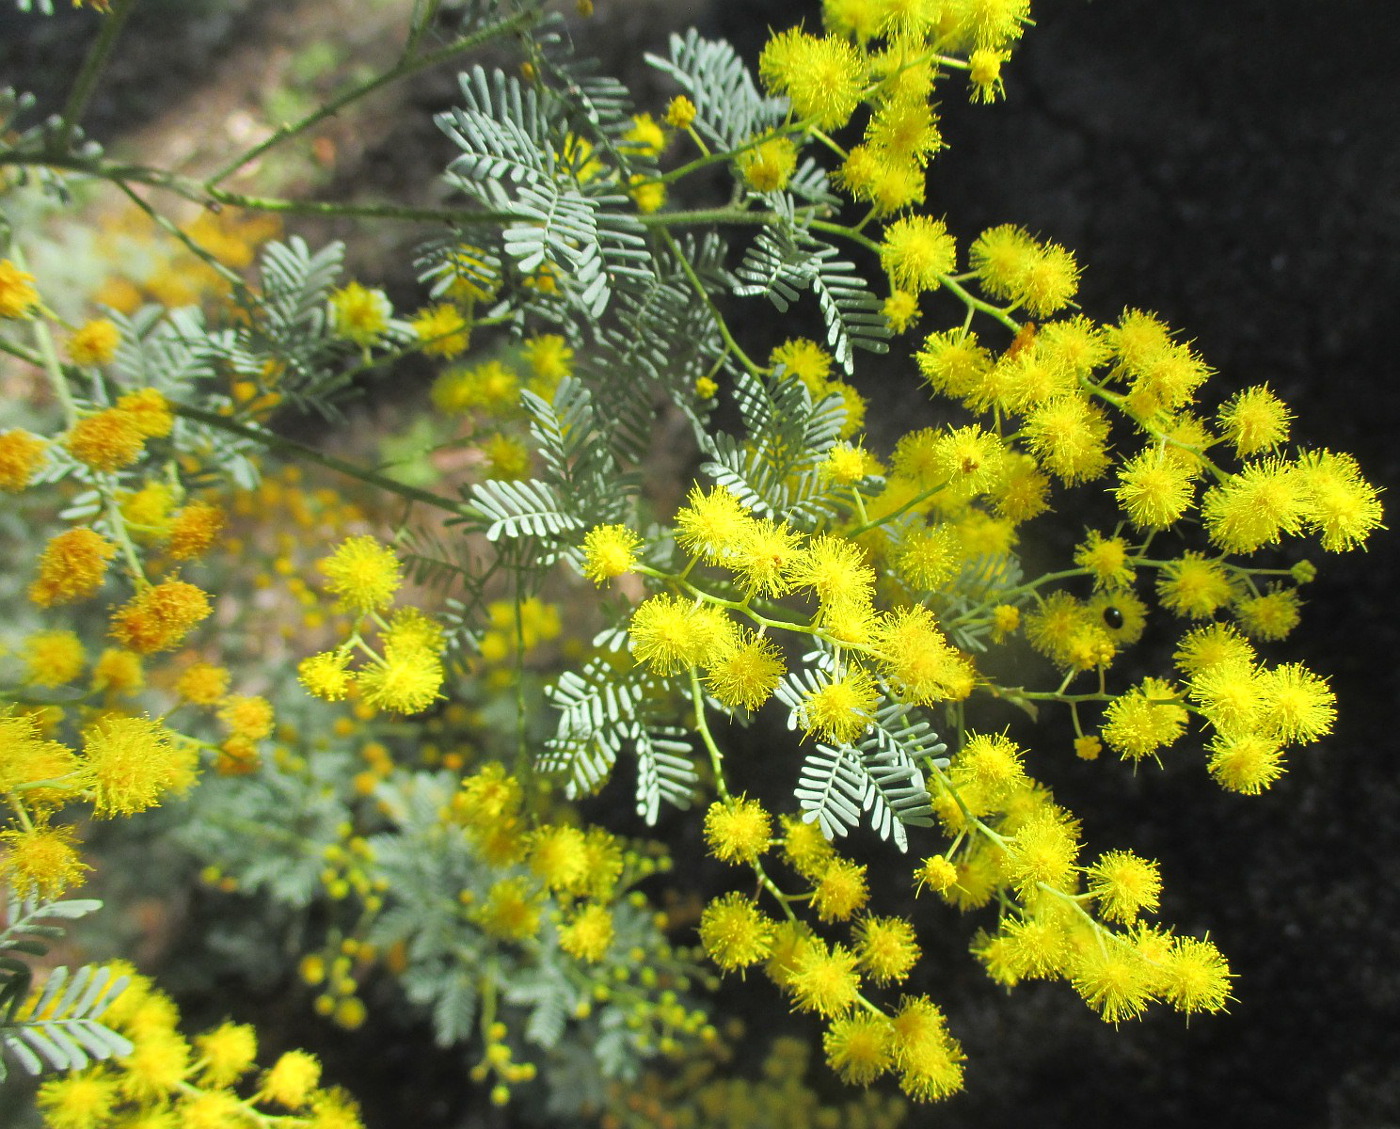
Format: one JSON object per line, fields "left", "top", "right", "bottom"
{"left": 6, "top": 1, "right": 1400, "bottom": 1127}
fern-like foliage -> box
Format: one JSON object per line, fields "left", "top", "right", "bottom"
{"left": 699, "top": 369, "right": 847, "bottom": 527}
{"left": 733, "top": 203, "right": 890, "bottom": 373}
{"left": 645, "top": 30, "right": 784, "bottom": 151}
{"left": 541, "top": 657, "right": 698, "bottom": 824}
{"left": 0, "top": 898, "right": 131, "bottom": 1081}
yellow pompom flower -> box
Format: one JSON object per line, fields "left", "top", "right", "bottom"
{"left": 1206, "top": 731, "right": 1286, "bottom": 794}
{"left": 787, "top": 938, "right": 862, "bottom": 1017}
{"left": 1295, "top": 448, "right": 1385, "bottom": 552}
{"left": 628, "top": 594, "right": 734, "bottom": 674}
{"left": 176, "top": 662, "right": 231, "bottom": 705}
{"left": 66, "top": 409, "right": 146, "bottom": 472}
{"left": 0, "top": 823, "right": 90, "bottom": 900}
{"left": 786, "top": 533, "right": 876, "bottom": 612}
{"left": 260, "top": 1050, "right": 322, "bottom": 1110}
{"left": 166, "top": 501, "right": 225, "bottom": 561}
{"left": 854, "top": 915, "right": 920, "bottom": 984}
{"left": 82, "top": 714, "right": 195, "bottom": 817}
{"left": 109, "top": 578, "right": 212, "bottom": 653}
{"left": 528, "top": 824, "right": 589, "bottom": 893}
{"left": 1256, "top": 662, "right": 1335, "bottom": 744}
{"left": 114, "top": 389, "right": 174, "bottom": 439}
{"left": 218, "top": 695, "right": 275, "bottom": 741}
{"left": 1100, "top": 677, "right": 1188, "bottom": 762}
{"left": 1021, "top": 396, "right": 1112, "bottom": 484}
{"left": 299, "top": 652, "right": 352, "bottom": 701}
{"left": 319, "top": 535, "right": 402, "bottom": 614}
{"left": 23, "top": 629, "right": 86, "bottom": 687}
{"left": 758, "top": 29, "right": 866, "bottom": 131}
{"left": 703, "top": 795, "right": 773, "bottom": 865}
{"left": 1086, "top": 850, "right": 1162, "bottom": 924}
{"left": 580, "top": 524, "right": 642, "bottom": 585}
{"left": 914, "top": 853, "right": 959, "bottom": 896}
{"left": 36, "top": 1071, "right": 120, "bottom": 1129}
{"left": 0, "top": 429, "right": 47, "bottom": 491}
{"left": 823, "top": 1012, "right": 894, "bottom": 1086}
{"left": 1156, "top": 552, "right": 1239, "bottom": 618}
{"left": 0, "top": 258, "right": 40, "bottom": 318}
{"left": 196, "top": 1022, "right": 259, "bottom": 1087}
{"left": 780, "top": 814, "right": 835, "bottom": 881}
{"left": 559, "top": 904, "right": 615, "bottom": 963}
{"left": 1074, "top": 531, "right": 1134, "bottom": 590}
{"left": 329, "top": 283, "right": 392, "bottom": 347}
{"left": 1159, "top": 935, "right": 1233, "bottom": 1015}
{"left": 665, "top": 95, "right": 697, "bottom": 129}
{"left": 699, "top": 892, "right": 774, "bottom": 972}
{"left": 1114, "top": 447, "right": 1197, "bottom": 529}
{"left": 410, "top": 303, "right": 471, "bottom": 357}
{"left": 356, "top": 641, "right": 444, "bottom": 714}
{"left": 891, "top": 994, "right": 964, "bottom": 1102}
{"left": 68, "top": 318, "right": 121, "bottom": 366}
{"left": 800, "top": 667, "right": 879, "bottom": 745}
{"left": 1202, "top": 458, "right": 1307, "bottom": 552}
{"left": 621, "top": 112, "right": 666, "bottom": 156}
{"left": 879, "top": 215, "right": 956, "bottom": 295}
{"left": 674, "top": 484, "right": 752, "bottom": 563}
{"left": 1217, "top": 384, "right": 1291, "bottom": 456}
{"left": 737, "top": 135, "right": 799, "bottom": 193}
{"left": 877, "top": 604, "right": 975, "bottom": 706}
{"left": 812, "top": 857, "right": 870, "bottom": 922}
{"left": 1173, "top": 622, "right": 1257, "bottom": 678}
{"left": 1069, "top": 939, "right": 1156, "bottom": 1023}
{"left": 1002, "top": 807, "right": 1079, "bottom": 896}
{"left": 91, "top": 647, "right": 144, "bottom": 696}
{"left": 1233, "top": 586, "right": 1301, "bottom": 641}
{"left": 477, "top": 876, "right": 542, "bottom": 941}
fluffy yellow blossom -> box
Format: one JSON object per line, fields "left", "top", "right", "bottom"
{"left": 787, "top": 938, "right": 862, "bottom": 1017}
{"left": 580, "top": 524, "right": 642, "bottom": 584}
{"left": 357, "top": 641, "right": 444, "bottom": 714}
{"left": 759, "top": 29, "right": 866, "bottom": 130}
{"left": 330, "top": 282, "right": 393, "bottom": 347}
{"left": 92, "top": 648, "right": 144, "bottom": 696}
{"left": 0, "top": 258, "right": 39, "bottom": 318}
{"left": 737, "top": 135, "right": 798, "bottom": 193}
{"left": 299, "top": 651, "right": 353, "bottom": 701}
{"left": 704, "top": 630, "right": 785, "bottom": 711}
{"left": 166, "top": 501, "right": 225, "bottom": 560}
{"left": 880, "top": 215, "right": 956, "bottom": 295}
{"left": 110, "top": 579, "right": 212, "bottom": 653}
{"left": 319, "top": 536, "right": 401, "bottom": 614}
{"left": 176, "top": 662, "right": 230, "bottom": 705}
{"left": 1156, "top": 552, "right": 1239, "bottom": 618}
{"left": 1101, "top": 677, "right": 1188, "bottom": 761}
{"left": 824, "top": 1012, "right": 894, "bottom": 1086}
{"left": 853, "top": 915, "right": 920, "bottom": 984}
{"left": 812, "top": 857, "right": 870, "bottom": 922}
{"left": 1159, "top": 935, "right": 1233, "bottom": 1015}
{"left": 891, "top": 994, "right": 964, "bottom": 1102}
{"left": 665, "top": 95, "right": 697, "bottom": 129}
{"left": 1086, "top": 850, "right": 1162, "bottom": 923}
{"left": 36, "top": 1071, "right": 119, "bottom": 1129}
{"left": 0, "top": 429, "right": 47, "bottom": 491}
{"left": 699, "top": 892, "right": 774, "bottom": 972}
{"left": 260, "top": 1050, "right": 321, "bottom": 1110}
{"left": 1070, "top": 939, "right": 1156, "bottom": 1023}
{"left": 628, "top": 594, "right": 734, "bottom": 674}
{"left": 68, "top": 318, "right": 121, "bottom": 366}
{"left": 196, "top": 1022, "right": 259, "bottom": 1088}
{"left": 66, "top": 409, "right": 146, "bottom": 472}
{"left": 800, "top": 667, "right": 879, "bottom": 745}
{"left": 410, "top": 304, "right": 471, "bottom": 357}
{"left": 114, "top": 389, "right": 174, "bottom": 439}
{"left": 0, "top": 823, "right": 90, "bottom": 900}
{"left": 23, "top": 629, "right": 86, "bottom": 687}
{"left": 703, "top": 796, "right": 772, "bottom": 865}
{"left": 559, "top": 904, "right": 615, "bottom": 962}
{"left": 82, "top": 714, "right": 196, "bottom": 817}
{"left": 30, "top": 527, "right": 117, "bottom": 606}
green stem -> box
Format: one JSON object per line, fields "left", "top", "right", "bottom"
{"left": 56, "top": 0, "right": 137, "bottom": 154}
{"left": 688, "top": 668, "right": 729, "bottom": 801}
{"left": 172, "top": 403, "right": 475, "bottom": 518}
{"left": 659, "top": 229, "right": 763, "bottom": 377}
{"left": 10, "top": 245, "right": 78, "bottom": 426}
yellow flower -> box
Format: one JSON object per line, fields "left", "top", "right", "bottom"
{"left": 410, "top": 303, "right": 471, "bottom": 357}
{"left": 621, "top": 112, "right": 667, "bottom": 157}
{"left": 82, "top": 714, "right": 196, "bottom": 817}
{"left": 853, "top": 915, "right": 920, "bottom": 984}
{"left": 759, "top": 29, "right": 866, "bottom": 130}
{"left": 699, "top": 892, "right": 773, "bottom": 972}
{"left": 66, "top": 409, "right": 146, "bottom": 472}
{"left": 824, "top": 1012, "right": 894, "bottom": 1086}
{"left": 665, "top": 96, "right": 697, "bottom": 129}
{"left": 0, "top": 823, "right": 90, "bottom": 900}
{"left": 0, "top": 429, "right": 47, "bottom": 491}
{"left": 628, "top": 594, "right": 734, "bottom": 674}
{"left": 196, "top": 1022, "right": 259, "bottom": 1087}
{"left": 68, "top": 318, "right": 121, "bottom": 366}
{"left": 260, "top": 1050, "right": 322, "bottom": 1110}
{"left": 176, "top": 662, "right": 231, "bottom": 705}
{"left": 703, "top": 630, "right": 785, "bottom": 712}
{"left": 528, "top": 824, "right": 589, "bottom": 893}
{"left": 1069, "top": 939, "right": 1156, "bottom": 1023}
{"left": 891, "top": 994, "right": 964, "bottom": 1102}
{"left": 319, "top": 535, "right": 402, "bottom": 614}
{"left": 703, "top": 796, "right": 772, "bottom": 865}
{"left": 812, "top": 857, "right": 869, "bottom": 922}
{"left": 0, "top": 258, "right": 39, "bottom": 318}
{"left": 558, "top": 904, "right": 615, "bottom": 963}
{"left": 477, "top": 876, "right": 542, "bottom": 941}
{"left": 30, "top": 528, "right": 117, "bottom": 607}
{"left": 879, "top": 215, "right": 956, "bottom": 294}
{"left": 1100, "top": 677, "right": 1188, "bottom": 761}
{"left": 1159, "top": 935, "right": 1233, "bottom": 1015}
{"left": 356, "top": 641, "right": 444, "bottom": 714}
{"left": 736, "top": 135, "right": 798, "bottom": 193}
{"left": 166, "top": 501, "right": 225, "bottom": 560}
{"left": 786, "top": 938, "right": 861, "bottom": 1017}
{"left": 329, "top": 282, "right": 393, "bottom": 346}
{"left": 1086, "top": 850, "right": 1162, "bottom": 924}
{"left": 110, "top": 579, "right": 212, "bottom": 653}
{"left": 580, "top": 524, "right": 642, "bottom": 584}
{"left": 800, "top": 667, "right": 879, "bottom": 745}
{"left": 36, "top": 1071, "right": 119, "bottom": 1129}
{"left": 115, "top": 389, "right": 174, "bottom": 439}
{"left": 23, "top": 629, "right": 86, "bottom": 687}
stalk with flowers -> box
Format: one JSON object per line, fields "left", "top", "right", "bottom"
{"left": 0, "top": 0, "right": 1384, "bottom": 1123}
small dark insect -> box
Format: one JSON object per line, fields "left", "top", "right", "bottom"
{"left": 1101, "top": 605, "right": 1125, "bottom": 629}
